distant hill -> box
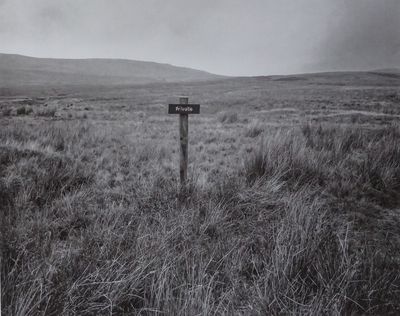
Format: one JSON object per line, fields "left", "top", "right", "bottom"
{"left": 0, "top": 53, "right": 224, "bottom": 87}
{"left": 266, "top": 70, "right": 400, "bottom": 86}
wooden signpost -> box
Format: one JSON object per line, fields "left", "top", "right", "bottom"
{"left": 168, "top": 97, "right": 200, "bottom": 187}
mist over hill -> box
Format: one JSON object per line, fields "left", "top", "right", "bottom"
{"left": 0, "top": 53, "right": 224, "bottom": 87}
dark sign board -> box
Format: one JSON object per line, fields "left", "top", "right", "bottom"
{"left": 168, "top": 104, "right": 200, "bottom": 114}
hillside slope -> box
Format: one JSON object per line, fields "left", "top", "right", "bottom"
{"left": 0, "top": 53, "right": 223, "bottom": 87}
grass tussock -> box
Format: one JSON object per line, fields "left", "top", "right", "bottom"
{"left": 1, "top": 121, "right": 400, "bottom": 315}
{"left": 2, "top": 108, "right": 12, "bottom": 117}
{"left": 218, "top": 111, "right": 239, "bottom": 124}
{"left": 16, "top": 106, "right": 27, "bottom": 116}
{"left": 36, "top": 107, "right": 57, "bottom": 117}
{"left": 244, "top": 119, "right": 264, "bottom": 138}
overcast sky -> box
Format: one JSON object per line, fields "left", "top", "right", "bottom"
{"left": 0, "top": 0, "right": 399, "bottom": 76}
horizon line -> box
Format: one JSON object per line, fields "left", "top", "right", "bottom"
{"left": 1, "top": 51, "right": 398, "bottom": 78}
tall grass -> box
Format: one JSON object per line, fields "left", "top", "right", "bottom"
{"left": 1, "top": 121, "right": 400, "bottom": 315}
{"left": 218, "top": 111, "right": 239, "bottom": 124}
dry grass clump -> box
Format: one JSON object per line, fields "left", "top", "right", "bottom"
{"left": 218, "top": 111, "right": 239, "bottom": 124}
{"left": 16, "top": 106, "right": 27, "bottom": 115}
{"left": 7, "top": 106, "right": 33, "bottom": 116}
{"left": 1, "top": 121, "right": 400, "bottom": 315}
{"left": 243, "top": 124, "right": 400, "bottom": 313}
{"left": 36, "top": 107, "right": 57, "bottom": 117}
{"left": 244, "top": 119, "right": 264, "bottom": 138}
{"left": 2, "top": 107, "right": 12, "bottom": 116}
{"left": 247, "top": 124, "right": 400, "bottom": 204}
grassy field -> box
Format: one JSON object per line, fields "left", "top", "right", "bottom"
{"left": 1, "top": 73, "right": 400, "bottom": 315}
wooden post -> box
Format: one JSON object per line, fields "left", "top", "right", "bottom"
{"left": 179, "top": 97, "right": 189, "bottom": 186}
{"left": 168, "top": 97, "right": 199, "bottom": 189}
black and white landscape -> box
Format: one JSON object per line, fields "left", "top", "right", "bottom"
{"left": 1, "top": 1, "right": 400, "bottom": 315}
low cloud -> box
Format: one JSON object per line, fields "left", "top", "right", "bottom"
{"left": 311, "top": 0, "right": 400, "bottom": 72}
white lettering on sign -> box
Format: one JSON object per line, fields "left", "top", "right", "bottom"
{"left": 175, "top": 106, "right": 193, "bottom": 112}
{"left": 168, "top": 103, "right": 199, "bottom": 114}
